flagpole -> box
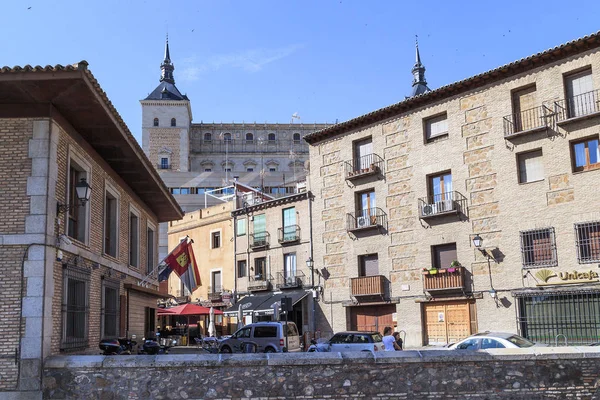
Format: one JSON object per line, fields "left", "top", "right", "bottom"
{"left": 137, "top": 236, "right": 189, "bottom": 287}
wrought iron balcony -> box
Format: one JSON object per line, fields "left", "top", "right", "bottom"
{"left": 555, "top": 89, "right": 600, "bottom": 123}
{"left": 346, "top": 208, "right": 387, "bottom": 232}
{"left": 207, "top": 286, "right": 223, "bottom": 301}
{"left": 344, "top": 153, "right": 384, "bottom": 181}
{"left": 248, "top": 273, "right": 272, "bottom": 292}
{"left": 278, "top": 225, "right": 301, "bottom": 244}
{"left": 249, "top": 232, "right": 270, "bottom": 250}
{"left": 276, "top": 271, "right": 305, "bottom": 289}
{"left": 351, "top": 275, "right": 386, "bottom": 300}
{"left": 418, "top": 191, "right": 467, "bottom": 219}
{"left": 503, "top": 105, "right": 553, "bottom": 138}
{"left": 422, "top": 266, "right": 466, "bottom": 295}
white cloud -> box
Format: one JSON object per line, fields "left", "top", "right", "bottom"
{"left": 179, "top": 44, "right": 304, "bottom": 81}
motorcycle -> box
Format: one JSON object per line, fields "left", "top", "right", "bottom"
{"left": 138, "top": 332, "right": 176, "bottom": 355}
{"left": 99, "top": 335, "right": 137, "bottom": 355}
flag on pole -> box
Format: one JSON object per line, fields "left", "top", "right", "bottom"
{"left": 157, "top": 238, "right": 201, "bottom": 293}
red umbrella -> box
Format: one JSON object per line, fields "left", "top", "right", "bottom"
{"left": 157, "top": 304, "right": 223, "bottom": 344}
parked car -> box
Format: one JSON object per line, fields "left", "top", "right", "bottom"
{"left": 447, "top": 332, "right": 544, "bottom": 350}
{"left": 218, "top": 322, "right": 301, "bottom": 353}
{"left": 307, "top": 331, "right": 384, "bottom": 353}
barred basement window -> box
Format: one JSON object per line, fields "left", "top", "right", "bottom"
{"left": 575, "top": 221, "right": 600, "bottom": 263}
{"left": 61, "top": 265, "right": 90, "bottom": 351}
{"left": 520, "top": 227, "right": 557, "bottom": 268}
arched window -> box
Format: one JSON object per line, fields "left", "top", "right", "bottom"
{"left": 246, "top": 133, "right": 254, "bottom": 142}
{"left": 171, "top": 118, "right": 176, "bottom": 127}
{"left": 204, "top": 133, "right": 212, "bottom": 141}
{"left": 223, "top": 133, "right": 232, "bottom": 142}
{"left": 268, "top": 133, "right": 276, "bottom": 141}
{"left": 153, "top": 118, "right": 159, "bottom": 127}
{"left": 293, "top": 133, "right": 301, "bottom": 142}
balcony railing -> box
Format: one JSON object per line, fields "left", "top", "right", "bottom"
{"left": 351, "top": 275, "right": 386, "bottom": 298}
{"left": 344, "top": 153, "right": 384, "bottom": 180}
{"left": 208, "top": 286, "right": 223, "bottom": 301}
{"left": 418, "top": 191, "right": 467, "bottom": 219}
{"left": 157, "top": 163, "right": 171, "bottom": 170}
{"left": 250, "top": 232, "right": 270, "bottom": 250}
{"left": 555, "top": 89, "right": 600, "bottom": 122}
{"left": 278, "top": 225, "right": 301, "bottom": 244}
{"left": 248, "top": 273, "right": 272, "bottom": 292}
{"left": 276, "top": 271, "right": 305, "bottom": 289}
{"left": 422, "top": 266, "right": 466, "bottom": 295}
{"left": 346, "top": 208, "right": 387, "bottom": 232}
{"left": 503, "top": 105, "right": 552, "bottom": 138}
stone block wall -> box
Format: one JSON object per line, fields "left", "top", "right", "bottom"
{"left": 43, "top": 351, "right": 600, "bottom": 399}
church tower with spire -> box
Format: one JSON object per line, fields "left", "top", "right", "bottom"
{"left": 140, "top": 36, "right": 192, "bottom": 173}
{"left": 411, "top": 38, "right": 431, "bottom": 97}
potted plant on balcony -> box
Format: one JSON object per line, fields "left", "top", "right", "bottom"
{"left": 447, "top": 260, "right": 461, "bottom": 273}
{"left": 422, "top": 267, "right": 439, "bottom": 275}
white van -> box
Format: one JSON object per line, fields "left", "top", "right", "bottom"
{"left": 218, "top": 322, "right": 301, "bottom": 353}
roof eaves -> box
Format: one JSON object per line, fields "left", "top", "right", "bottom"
{"left": 304, "top": 30, "right": 600, "bottom": 145}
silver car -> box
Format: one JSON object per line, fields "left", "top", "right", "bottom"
{"left": 447, "top": 332, "right": 544, "bottom": 350}
{"left": 308, "top": 331, "right": 384, "bottom": 353}
{"left": 219, "top": 322, "right": 301, "bottom": 353}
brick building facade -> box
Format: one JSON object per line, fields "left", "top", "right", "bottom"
{"left": 306, "top": 32, "right": 600, "bottom": 347}
{"left": 0, "top": 62, "right": 182, "bottom": 398}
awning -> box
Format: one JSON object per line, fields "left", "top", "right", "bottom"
{"left": 223, "top": 293, "right": 273, "bottom": 316}
{"left": 253, "top": 290, "right": 310, "bottom": 316}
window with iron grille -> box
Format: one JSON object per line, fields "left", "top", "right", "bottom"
{"left": 101, "top": 278, "right": 120, "bottom": 339}
{"left": 516, "top": 291, "right": 600, "bottom": 345}
{"left": 520, "top": 227, "right": 557, "bottom": 268}
{"left": 61, "top": 265, "right": 90, "bottom": 351}
{"left": 575, "top": 221, "right": 600, "bottom": 263}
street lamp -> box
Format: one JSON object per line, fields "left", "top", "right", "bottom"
{"left": 57, "top": 178, "right": 92, "bottom": 214}
{"left": 472, "top": 234, "right": 483, "bottom": 249}
{"left": 306, "top": 257, "right": 314, "bottom": 270}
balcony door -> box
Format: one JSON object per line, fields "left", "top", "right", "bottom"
{"left": 512, "top": 85, "right": 537, "bottom": 131}
{"left": 284, "top": 253, "right": 297, "bottom": 284}
{"left": 211, "top": 271, "right": 222, "bottom": 294}
{"left": 354, "top": 138, "right": 372, "bottom": 171}
{"left": 282, "top": 207, "right": 296, "bottom": 241}
{"left": 359, "top": 254, "right": 379, "bottom": 277}
{"left": 565, "top": 69, "right": 594, "bottom": 118}
{"left": 357, "top": 190, "right": 376, "bottom": 223}
{"left": 253, "top": 214, "right": 266, "bottom": 243}
{"left": 429, "top": 172, "right": 452, "bottom": 204}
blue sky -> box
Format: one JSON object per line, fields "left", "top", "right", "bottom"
{"left": 3, "top": 1, "right": 599, "bottom": 144}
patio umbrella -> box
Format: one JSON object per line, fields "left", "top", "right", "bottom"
{"left": 237, "top": 303, "right": 243, "bottom": 330}
{"left": 208, "top": 307, "right": 216, "bottom": 338}
{"left": 156, "top": 304, "right": 222, "bottom": 345}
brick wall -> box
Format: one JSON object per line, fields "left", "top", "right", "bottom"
{"left": 43, "top": 351, "right": 600, "bottom": 399}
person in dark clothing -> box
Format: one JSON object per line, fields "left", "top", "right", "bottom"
{"left": 393, "top": 332, "right": 403, "bottom": 350}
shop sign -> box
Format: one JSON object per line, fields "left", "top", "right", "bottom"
{"left": 535, "top": 269, "right": 599, "bottom": 286}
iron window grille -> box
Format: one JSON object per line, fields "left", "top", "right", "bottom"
{"left": 61, "top": 265, "right": 90, "bottom": 351}
{"left": 516, "top": 290, "right": 600, "bottom": 345}
{"left": 575, "top": 221, "right": 600, "bottom": 263}
{"left": 520, "top": 227, "right": 557, "bottom": 268}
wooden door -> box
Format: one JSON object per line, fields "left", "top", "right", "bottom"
{"left": 350, "top": 305, "right": 395, "bottom": 333}
{"left": 424, "top": 300, "right": 474, "bottom": 345}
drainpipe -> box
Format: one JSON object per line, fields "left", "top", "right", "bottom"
{"left": 233, "top": 212, "right": 237, "bottom": 302}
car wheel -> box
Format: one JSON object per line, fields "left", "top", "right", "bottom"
{"left": 220, "top": 346, "right": 232, "bottom": 354}
{"left": 264, "top": 347, "right": 276, "bottom": 353}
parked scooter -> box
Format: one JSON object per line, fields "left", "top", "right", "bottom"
{"left": 99, "top": 335, "right": 137, "bottom": 355}
{"left": 138, "top": 332, "right": 176, "bottom": 355}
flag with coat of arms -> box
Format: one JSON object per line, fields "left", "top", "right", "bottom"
{"left": 158, "top": 238, "right": 201, "bottom": 293}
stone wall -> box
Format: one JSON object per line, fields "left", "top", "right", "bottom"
{"left": 43, "top": 350, "right": 600, "bottom": 399}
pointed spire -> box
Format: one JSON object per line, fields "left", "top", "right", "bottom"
{"left": 411, "top": 35, "right": 430, "bottom": 97}
{"left": 160, "top": 34, "right": 175, "bottom": 84}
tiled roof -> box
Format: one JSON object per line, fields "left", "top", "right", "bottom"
{"left": 304, "top": 30, "right": 600, "bottom": 144}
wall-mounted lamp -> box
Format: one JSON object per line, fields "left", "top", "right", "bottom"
{"left": 489, "top": 288, "right": 500, "bottom": 307}
{"left": 306, "top": 257, "right": 314, "bottom": 270}
{"left": 57, "top": 178, "right": 92, "bottom": 214}
{"left": 472, "top": 233, "right": 496, "bottom": 260}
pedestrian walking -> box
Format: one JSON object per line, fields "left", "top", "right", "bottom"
{"left": 382, "top": 326, "right": 401, "bottom": 351}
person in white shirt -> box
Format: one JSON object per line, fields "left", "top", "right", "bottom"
{"left": 382, "top": 326, "right": 401, "bottom": 351}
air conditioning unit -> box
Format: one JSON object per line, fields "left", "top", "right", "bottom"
{"left": 356, "top": 216, "right": 372, "bottom": 228}
{"left": 421, "top": 203, "right": 437, "bottom": 216}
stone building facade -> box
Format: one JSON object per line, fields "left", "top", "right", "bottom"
{"left": 0, "top": 62, "right": 182, "bottom": 398}
{"left": 306, "top": 32, "right": 600, "bottom": 347}
{"left": 228, "top": 191, "right": 317, "bottom": 335}
{"left": 140, "top": 39, "right": 330, "bottom": 267}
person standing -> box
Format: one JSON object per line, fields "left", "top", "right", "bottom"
{"left": 382, "top": 326, "right": 401, "bottom": 351}
{"left": 393, "top": 332, "right": 403, "bottom": 350}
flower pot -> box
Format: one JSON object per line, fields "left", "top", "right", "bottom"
{"left": 439, "top": 269, "right": 447, "bottom": 274}
{"left": 447, "top": 267, "right": 457, "bottom": 273}
{"left": 429, "top": 269, "right": 438, "bottom": 275}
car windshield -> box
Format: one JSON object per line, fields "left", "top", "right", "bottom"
{"left": 505, "top": 335, "right": 535, "bottom": 348}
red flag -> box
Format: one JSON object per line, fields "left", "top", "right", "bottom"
{"left": 163, "top": 240, "right": 201, "bottom": 293}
